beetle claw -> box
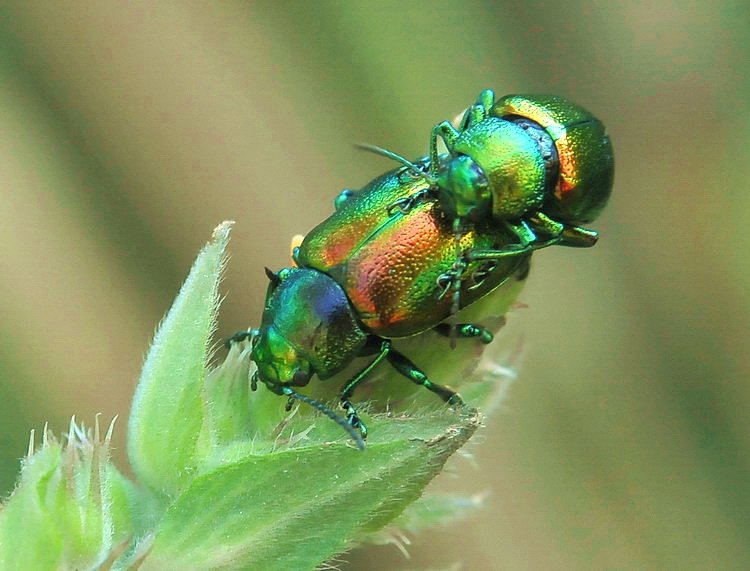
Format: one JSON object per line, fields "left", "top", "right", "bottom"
{"left": 341, "top": 399, "right": 368, "bottom": 440}
{"left": 386, "top": 197, "right": 414, "bottom": 216}
{"left": 436, "top": 273, "right": 455, "bottom": 298}
{"left": 468, "top": 261, "right": 498, "bottom": 290}
{"left": 437, "top": 255, "right": 470, "bottom": 299}
{"left": 386, "top": 188, "right": 434, "bottom": 216}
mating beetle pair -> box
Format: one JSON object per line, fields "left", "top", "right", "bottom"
{"left": 364, "top": 90, "right": 613, "bottom": 304}
{"left": 235, "top": 90, "right": 614, "bottom": 448}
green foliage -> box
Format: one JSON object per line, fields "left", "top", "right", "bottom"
{"left": 0, "top": 418, "right": 139, "bottom": 569}
{"left": 0, "top": 222, "right": 515, "bottom": 569}
{"left": 127, "top": 222, "right": 232, "bottom": 498}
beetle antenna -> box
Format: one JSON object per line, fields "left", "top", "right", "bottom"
{"left": 449, "top": 217, "right": 465, "bottom": 349}
{"left": 264, "top": 267, "right": 282, "bottom": 286}
{"left": 355, "top": 143, "right": 436, "bottom": 185}
{"left": 281, "top": 387, "right": 365, "bottom": 450}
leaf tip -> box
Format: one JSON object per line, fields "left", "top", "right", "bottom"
{"left": 212, "top": 221, "right": 235, "bottom": 243}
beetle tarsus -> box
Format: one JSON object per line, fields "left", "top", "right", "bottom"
{"left": 436, "top": 257, "right": 468, "bottom": 299}
{"left": 386, "top": 188, "right": 433, "bottom": 216}
{"left": 433, "top": 323, "right": 494, "bottom": 344}
{"left": 386, "top": 347, "right": 464, "bottom": 406}
{"left": 224, "top": 329, "right": 257, "bottom": 349}
{"left": 282, "top": 387, "right": 365, "bottom": 450}
{"left": 341, "top": 400, "right": 368, "bottom": 440}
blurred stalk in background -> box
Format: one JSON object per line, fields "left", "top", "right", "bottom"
{"left": 0, "top": 1, "right": 748, "bottom": 568}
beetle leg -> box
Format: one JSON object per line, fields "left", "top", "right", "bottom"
{"left": 476, "top": 89, "right": 495, "bottom": 114}
{"left": 340, "top": 401, "right": 368, "bottom": 440}
{"left": 436, "top": 273, "right": 454, "bottom": 298}
{"left": 433, "top": 323, "right": 494, "bottom": 344}
{"left": 523, "top": 212, "right": 599, "bottom": 249}
{"left": 527, "top": 211, "right": 564, "bottom": 236}
{"left": 386, "top": 187, "right": 433, "bottom": 216}
{"left": 458, "top": 90, "right": 494, "bottom": 131}
{"left": 467, "top": 260, "right": 498, "bottom": 289}
{"left": 386, "top": 197, "right": 413, "bottom": 215}
{"left": 525, "top": 211, "right": 599, "bottom": 248}
{"left": 450, "top": 218, "right": 557, "bottom": 261}
{"left": 337, "top": 339, "right": 392, "bottom": 439}
{"left": 558, "top": 225, "right": 599, "bottom": 248}
{"left": 462, "top": 228, "right": 567, "bottom": 263}
{"left": 458, "top": 103, "right": 485, "bottom": 131}
{"left": 463, "top": 246, "right": 532, "bottom": 264}
{"left": 436, "top": 258, "right": 467, "bottom": 299}
{"left": 281, "top": 387, "right": 365, "bottom": 450}
{"left": 462, "top": 218, "right": 542, "bottom": 261}
{"left": 437, "top": 259, "right": 467, "bottom": 347}
{"left": 504, "top": 218, "right": 538, "bottom": 247}
{"left": 224, "top": 328, "right": 258, "bottom": 349}
{"left": 430, "top": 121, "right": 460, "bottom": 180}
{"left": 459, "top": 97, "right": 493, "bottom": 130}
{"left": 386, "top": 349, "right": 464, "bottom": 407}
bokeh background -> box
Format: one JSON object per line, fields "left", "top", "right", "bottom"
{"left": 0, "top": 1, "right": 748, "bottom": 568}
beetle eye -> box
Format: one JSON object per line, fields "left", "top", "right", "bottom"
{"left": 292, "top": 370, "right": 310, "bottom": 386}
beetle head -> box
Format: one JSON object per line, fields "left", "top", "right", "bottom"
{"left": 251, "top": 325, "right": 313, "bottom": 392}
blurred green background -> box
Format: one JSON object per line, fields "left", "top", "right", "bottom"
{"left": 0, "top": 1, "right": 748, "bottom": 568}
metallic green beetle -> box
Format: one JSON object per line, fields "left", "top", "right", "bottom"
{"left": 295, "top": 160, "right": 529, "bottom": 338}
{"left": 238, "top": 90, "right": 613, "bottom": 447}
{"left": 238, "top": 161, "right": 531, "bottom": 449}
{"left": 366, "top": 90, "right": 614, "bottom": 293}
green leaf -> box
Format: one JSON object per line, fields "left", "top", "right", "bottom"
{"left": 127, "top": 221, "right": 233, "bottom": 497}
{"left": 203, "top": 339, "right": 259, "bottom": 445}
{"left": 0, "top": 417, "right": 135, "bottom": 569}
{"left": 137, "top": 410, "right": 480, "bottom": 570}
{"left": 1, "top": 220, "right": 518, "bottom": 570}
{"left": 359, "top": 492, "right": 488, "bottom": 549}
{"left": 0, "top": 435, "right": 63, "bottom": 569}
